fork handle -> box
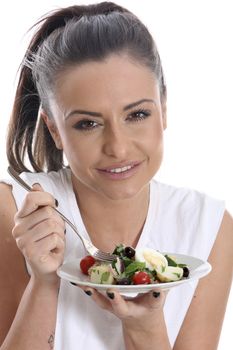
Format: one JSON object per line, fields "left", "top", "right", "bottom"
{"left": 7, "top": 166, "right": 88, "bottom": 249}
{"left": 53, "top": 209, "right": 88, "bottom": 247}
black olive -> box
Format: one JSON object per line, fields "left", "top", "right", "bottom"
{"left": 124, "top": 246, "right": 135, "bottom": 258}
{"left": 116, "top": 277, "right": 131, "bottom": 285}
{"left": 183, "top": 266, "right": 190, "bottom": 278}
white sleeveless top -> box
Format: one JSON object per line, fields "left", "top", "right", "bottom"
{"left": 1, "top": 168, "right": 225, "bottom": 349}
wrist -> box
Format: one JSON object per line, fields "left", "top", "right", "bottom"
{"left": 122, "top": 310, "right": 164, "bottom": 332}
{"left": 122, "top": 312, "right": 171, "bottom": 350}
{"left": 30, "top": 274, "right": 60, "bottom": 292}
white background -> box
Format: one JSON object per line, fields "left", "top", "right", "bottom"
{"left": 0, "top": 0, "right": 232, "bottom": 348}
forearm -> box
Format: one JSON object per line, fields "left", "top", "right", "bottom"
{"left": 123, "top": 312, "right": 172, "bottom": 350}
{"left": 1, "top": 277, "right": 59, "bottom": 350}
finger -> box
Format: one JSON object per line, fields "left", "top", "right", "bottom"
{"left": 77, "top": 285, "right": 95, "bottom": 295}
{"left": 15, "top": 218, "right": 65, "bottom": 251}
{"left": 33, "top": 218, "right": 65, "bottom": 242}
{"left": 77, "top": 286, "right": 113, "bottom": 312}
{"left": 24, "top": 233, "right": 65, "bottom": 263}
{"left": 146, "top": 289, "right": 166, "bottom": 309}
{"left": 13, "top": 205, "right": 65, "bottom": 233}
{"left": 32, "top": 183, "right": 59, "bottom": 207}
{"left": 31, "top": 183, "right": 45, "bottom": 192}
{"left": 105, "top": 289, "right": 129, "bottom": 317}
{"left": 16, "top": 190, "right": 58, "bottom": 218}
{"left": 90, "top": 289, "right": 114, "bottom": 311}
{"left": 114, "top": 289, "right": 166, "bottom": 318}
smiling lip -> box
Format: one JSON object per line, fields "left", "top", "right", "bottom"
{"left": 96, "top": 161, "right": 143, "bottom": 180}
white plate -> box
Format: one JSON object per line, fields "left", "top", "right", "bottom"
{"left": 57, "top": 253, "right": 211, "bottom": 298}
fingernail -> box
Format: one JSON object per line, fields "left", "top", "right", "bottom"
{"left": 153, "top": 291, "right": 160, "bottom": 298}
{"left": 107, "top": 292, "right": 115, "bottom": 300}
{"left": 55, "top": 199, "right": 59, "bottom": 207}
{"left": 84, "top": 290, "right": 92, "bottom": 296}
{"left": 70, "top": 282, "right": 77, "bottom": 286}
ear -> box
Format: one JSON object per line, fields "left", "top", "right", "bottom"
{"left": 161, "top": 98, "right": 167, "bottom": 130}
{"left": 40, "top": 111, "right": 63, "bottom": 150}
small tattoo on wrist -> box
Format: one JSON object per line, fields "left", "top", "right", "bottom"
{"left": 48, "top": 331, "right": 55, "bottom": 349}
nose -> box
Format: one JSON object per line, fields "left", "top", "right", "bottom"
{"left": 102, "top": 124, "right": 129, "bottom": 159}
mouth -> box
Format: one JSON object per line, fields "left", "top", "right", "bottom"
{"left": 96, "top": 161, "right": 143, "bottom": 179}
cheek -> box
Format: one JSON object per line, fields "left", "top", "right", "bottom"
{"left": 146, "top": 120, "right": 164, "bottom": 151}
{"left": 144, "top": 123, "right": 164, "bottom": 171}
{"left": 62, "top": 135, "right": 97, "bottom": 170}
{"left": 64, "top": 144, "right": 85, "bottom": 166}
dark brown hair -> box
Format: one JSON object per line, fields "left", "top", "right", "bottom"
{"left": 7, "top": 1, "right": 166, "bottom": 173}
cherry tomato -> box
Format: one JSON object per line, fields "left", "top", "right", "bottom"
{"left": 132, "top": 271, "right": 151, "bottom": 284}
{"left": 80, "top": 256, "right": 96, "bottom": 275}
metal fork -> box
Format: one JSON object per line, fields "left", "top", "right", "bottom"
{"left": 7, "top": 166, "right": 116, "bottom": 262}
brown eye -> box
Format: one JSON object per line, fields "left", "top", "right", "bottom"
{"left": 127, "top": 109, "right": 151, "bottom": 122}
{"left": 73, "top": 119, "right": 98, "bottom": 131}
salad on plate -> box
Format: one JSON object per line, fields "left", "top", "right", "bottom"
{"left": 79, "top": 244, "right": 190, "bottom": 285}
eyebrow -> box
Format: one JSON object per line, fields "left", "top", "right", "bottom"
{"left": 64, "top": 98, "right": 156, "bottom": 119}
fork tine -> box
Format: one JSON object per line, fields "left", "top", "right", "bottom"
{"left": 93, "top": 251, "right": 117, "bottom": 262}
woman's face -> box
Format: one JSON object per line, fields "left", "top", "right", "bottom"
{"left": 46, "top": 54, "right": 167, "bottom": 200}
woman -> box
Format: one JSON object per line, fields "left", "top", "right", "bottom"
{"left": 0, "top": 2, "right": 232, "bottom": 349}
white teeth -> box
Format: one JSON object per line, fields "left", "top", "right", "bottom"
{"left": 109, "top": 165, "right": 132, "bottom": 173}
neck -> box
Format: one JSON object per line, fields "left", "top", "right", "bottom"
{"left": 71, "top": 177, "right": 150, "bottom": 252}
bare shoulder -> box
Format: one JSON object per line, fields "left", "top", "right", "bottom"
{"left": 0, "top": 183, "right": 29, "bottom": 344}
{"left": 208, "top": 210, "right": 233, "bottom": 278}
{"left": 174, "top": 210, "right": 233, "bottom": 350}
{"left": 0, "top": 183, "right": 18, "bottom": 242}
{"left": 0, "top": 183, "right": 18, "bottom": 245}
{"left": 218, "top": 209, "right": 233, "bottom": 243}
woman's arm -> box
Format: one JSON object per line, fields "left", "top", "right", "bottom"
{"left": 1, "top": 279, "right": 59, "bottom": 350}
{"left": 0, "top": 183, "right": 65, "bottom": 350}
{"left": 174, "top": 210, "right": 233, "bottom": 350}
{"left": 122, "top": 306, "right": 171, "bottom": 350}
{"left": 77, "top": 285, "right": 172, "bottom": 350}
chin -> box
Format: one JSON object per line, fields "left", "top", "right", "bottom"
{"left": 101, "top": 183, "right": 148, "bottom": 201}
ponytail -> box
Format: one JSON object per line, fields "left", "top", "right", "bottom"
{"left": 6, "top": 7, "right": 76, "bottom": 173}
